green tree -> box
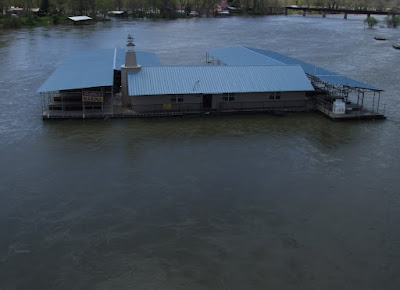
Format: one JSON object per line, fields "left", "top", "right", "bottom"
{"left": 203, "top": 0, "right": 218, "bottom": 16}
{"left": 386, "top": 15, "right": 400, "bottom": 28}
{"left": 51, "top": 0, "right": 67, "bottom": 15}
{"left": 365, "top": 16, "right": 378, "bottom": 28}
{"left": 40, "top": 0, "right": 49, "bottom": 13}
{"left": 97, "top": 0, "right": 113, "bottom": 16}
{"left": 191, "top": 0, "right": 203, "bottom": 15}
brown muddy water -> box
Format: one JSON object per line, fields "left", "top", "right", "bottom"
{"left": 0, "top": 15, "right": 400, "bottom": 289}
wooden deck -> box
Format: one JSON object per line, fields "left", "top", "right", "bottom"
{"left": 316, "top": 104, "right": 385, "bottom": 120}
{"left": 42, "top": 104, "right": 314, "bottom": 120}
{"left": 42, "top": 100, "right": 385, "bottom": 121}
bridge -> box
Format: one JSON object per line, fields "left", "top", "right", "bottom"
{"left": 285, "top": 6, "right": 399, "bottom": 19}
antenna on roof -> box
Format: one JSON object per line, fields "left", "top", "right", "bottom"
{"left": 193, "top": 80, "right": 200, "bottom": 91}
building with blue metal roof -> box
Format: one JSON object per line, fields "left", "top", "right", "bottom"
{"left": 37, "top": 48, "right": 161, "bottom": 93}
{"left": 38, "top": 40, "right": 384, "bottom": 120}
{"left": 39, "top": 41, "right": 316, "bottom": 118}
{"left": 206, "top": 46, "right": 284, "bottom": 66}
{"left": 119, "top": 41, "right": 315, "bottom": 113}
{"left": 206, "top": 46, "right": 385, "bottom": 120}
{"left": 127, "top": 65, "right": 314, "bottom": 96}
{"left": 206, "top": 46, "right": 382, "bottom": 91}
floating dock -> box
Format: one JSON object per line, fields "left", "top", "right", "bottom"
{"left": 38, "top": 45, "right": 386, "bottom": 121}
{"left": 316, "top": 104, "right": 385, "bottom": 121}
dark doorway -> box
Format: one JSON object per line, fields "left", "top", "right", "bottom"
{"left": 203, "top": 94, "right": 212, "bottom": 109}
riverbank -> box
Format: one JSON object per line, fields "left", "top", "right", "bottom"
{"left": 0, "top": 10, "right": 282, "bottom": 29}
{"left": 0, "top": 14, "right": 110, "bottom": 29}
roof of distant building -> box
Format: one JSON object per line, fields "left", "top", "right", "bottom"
{"left": 128, "top": 65, "right": 314, "bottom": 96}
{"left": 109, "top": 11, "right": 125, "bottom": 14}
{"left": 68, "top": 16, "right": 92, "bottom": 21}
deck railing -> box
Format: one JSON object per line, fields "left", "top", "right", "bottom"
{"left": 42, "top": 99, "right": 315, "bottom": 119}
{"left": 218, "top": 100, "right": 314, "bottom": 111}
{"left": 131, "top": 100, "right": 314, "bottom": 114}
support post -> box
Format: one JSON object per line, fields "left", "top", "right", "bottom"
{"left": 361, "top": 91, "right": 364, "bottom": 110}
{"left": 101, "top": 89, "right": 104, "bottom": 115}
{"left": 82, "top": 98, "right": 85, "bottom": 118}
{"left": 344, "top": 13, "right": 347, "bottom": 19}
{"left": 372, "top": 91, "right": 375, "bottom": 112}
{"left": 377, "top": 92, "right": 381, "bottom": 113}
{"left": 303, "top": 10, "right": 306, "bottom": 16}
{"left": 111, "top": 89, "right": 114, "bottom": 116}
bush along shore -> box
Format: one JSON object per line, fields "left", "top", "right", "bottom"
{"left": 0, "top": 14, "right": 110, "bottom": 29}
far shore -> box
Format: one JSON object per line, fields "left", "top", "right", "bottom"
{"left": 0, "top": 10, "right": 288, "bottom": 29}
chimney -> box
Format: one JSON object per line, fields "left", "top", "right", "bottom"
{"left": 124, "top": 35, "right": 139, "bottom": 68}
{"left": 121, "top": 35, "right": 141, "bottom": 105}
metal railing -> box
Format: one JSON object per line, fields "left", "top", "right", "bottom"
{"left": 131, "top": 103, "right": 203, "bottom": 113}
{"left": 131, "top": 100, "right": 314, "bottom": 114}
{"left": 315, "top": 97, "right": 333, "bottom": 112}
{"left": 218, "top": 100, "right": 314, "bottom": 111}
{"left": 42, "top": 98, "right": 316, "bottom": 119}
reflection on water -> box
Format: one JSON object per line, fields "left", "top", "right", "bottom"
{"left": 0, "top": 15, "right": 400, "bottom": 289}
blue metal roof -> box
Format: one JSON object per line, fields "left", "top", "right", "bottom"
{"left": 37, "top": 49, "right": 161, "bottom": 93}
{"left": 207, "top": 46, "right": 382, "bottom": 91}
{"left": 113, "top": 49, "right": 161, "bottom": 70}
{"left": 128, "top": 66, "right": 314, "bottom": 96}
{"left": 207, "top": 46, "right": 284, "bottom": 66}
{"left": 245, "top": 47, "right": 382, "bottom": 91}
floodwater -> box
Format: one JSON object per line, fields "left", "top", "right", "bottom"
{"left": 0, "top": 15, "right": 400, "bottom": 289}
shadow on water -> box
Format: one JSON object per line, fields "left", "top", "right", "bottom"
{"left": 41, "top": 112, "right": 361, "bottom": 148}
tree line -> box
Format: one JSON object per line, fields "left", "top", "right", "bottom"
{"left": 0, "top": 0, "right": 399, "bottom": 19}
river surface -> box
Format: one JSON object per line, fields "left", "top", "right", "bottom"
{"left": 0, "top": 15, "right": 400, "bottom": 289}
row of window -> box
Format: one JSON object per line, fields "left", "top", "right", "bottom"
{"left": 223, "top": 96, "right": 235, "bottom": 102}
{"left": 270, "top": 93, "right": 281, "bottom": 100}
{"left": 170, "top": 93, "right": 282, "bottom": 103}
{"left": 170, "top": 97, "right": 184, "bottom": 103}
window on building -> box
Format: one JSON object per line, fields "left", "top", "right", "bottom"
{"left": 223, "top": 94, "right": 235, "bottom": 102}
{"left": 269, "top": 93, "right": 281, "bottom": 100}
{"left": 170, "top": 96, "right": 184, "bottom": 103}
